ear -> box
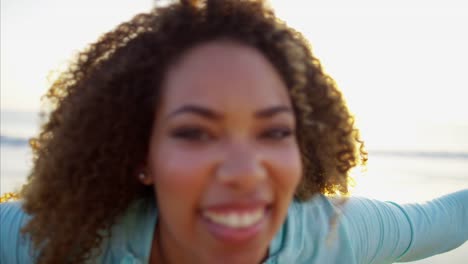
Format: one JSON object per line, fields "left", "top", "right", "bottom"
{"left": 136, "top": 164, "right": 154, "bottom": 186}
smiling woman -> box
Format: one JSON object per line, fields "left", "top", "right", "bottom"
{"left": 140, "top": 42, "right": 302, "bottom": 263}
{"left": 0, "top": 0, "right": 466, "bottom": 264}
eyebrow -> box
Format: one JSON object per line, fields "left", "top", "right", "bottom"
{"left": 254, "top": 105, "right": 293, "bottom": 118}
{"left": 166, "top": 104, "right": 293, "bottom": 120}
{"left": 166, "top": 105, "right": 222, "bottom": 120}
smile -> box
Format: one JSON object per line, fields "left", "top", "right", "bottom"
{"left": 202, "top": 208, "right": 265, "bottom": 228}
{"left": 199, "top": 205, "right": 271, "bottom": 244}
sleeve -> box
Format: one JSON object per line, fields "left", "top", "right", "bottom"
{"left": 396, "top": 189, "right": 468, "bottom": 262}
{"left": 0, "top": 201, "right": 37, "bottom": 264}
{"left": 341, "top": 189, "right": 468, "bottom": 264}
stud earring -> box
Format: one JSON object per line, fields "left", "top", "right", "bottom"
{"left": 138, "top": 172, "right": 146, "bottom": 180}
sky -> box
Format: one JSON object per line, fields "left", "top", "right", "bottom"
{"left": 2, "top": 0, "right": 468, "bottom": 151}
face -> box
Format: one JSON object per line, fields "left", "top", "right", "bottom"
{"left": 142, "top": 41, "right": 302, "bottom": 263}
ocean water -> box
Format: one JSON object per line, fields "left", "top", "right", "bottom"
{"left": 1, "top": 110, "right": 467, "bottom": 263}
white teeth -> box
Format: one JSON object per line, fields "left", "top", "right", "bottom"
{"left": 203, "top": 209, "right": 264, "bottom": 228}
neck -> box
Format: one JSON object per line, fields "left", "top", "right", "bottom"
{"left": 149, "top": 222, "right": 169, "bottom": 264}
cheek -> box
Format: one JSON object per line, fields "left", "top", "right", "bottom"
{"left": 267, "top": 144, "right": 303, "bottom": 194}
{"left": 149, "top": 143, "right": 216, "bottom": 208}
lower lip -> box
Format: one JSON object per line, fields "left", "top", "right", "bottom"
{"left": 200, "top": 208, "right": 270, "bottom": 244}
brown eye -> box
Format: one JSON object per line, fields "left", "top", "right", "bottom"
{"left": 170, "top": 127, "right": 213, "bottom": 142}
{"left": 260, "top": 127, "right": 294, "bottom": 140}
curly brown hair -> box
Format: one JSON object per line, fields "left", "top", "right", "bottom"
{"left": 19, "top": 0, "right": 367, "bottom": 263}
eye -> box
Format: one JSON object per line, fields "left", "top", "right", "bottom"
{"left": 260, "top": 127, "right": 294, "bottom": 140}
{"left": 170, "top": 127, "right": 213, "bottom": 142}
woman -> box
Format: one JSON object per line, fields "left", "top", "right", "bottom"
{"left": 1, "top": 0, "right": 466, "bottom": 263}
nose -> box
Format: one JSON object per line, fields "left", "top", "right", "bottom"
{"left": 215, "top": 142, "right": 267, "bottom": 191}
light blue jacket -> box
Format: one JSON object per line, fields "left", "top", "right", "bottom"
{"left": 1, "top": 190, "right": 467, "bottom": 263}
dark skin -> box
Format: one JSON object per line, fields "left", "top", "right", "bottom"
{"left": 140, "top": 41, "right": 301, "bottom": 263}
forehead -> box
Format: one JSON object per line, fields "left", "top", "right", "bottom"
{"left": 160, "top": 41, "right": 291, "bottom": 113}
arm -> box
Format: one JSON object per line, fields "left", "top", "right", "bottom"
{"left": 0, "top": 201, "right": 36, "bottom": 263}
{"left": 395, "top": 189, "right": 468, "bottom": 262}
{"left": 341, "top": 189, "right": 468, "bottom": 264}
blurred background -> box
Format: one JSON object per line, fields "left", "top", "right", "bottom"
{"left": 1, "top": 0, "right": 467, "bottom": 262}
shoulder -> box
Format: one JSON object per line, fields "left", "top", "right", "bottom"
{"left": 0, "top": 201, "right": 36, "bottom": 263}
{"left": 289, "top": 194, "right": 341, "bottom": 222}
{"left": 277, "top": 195, "right": 408, "bottom": 264}
{"left": 268, "top": 195, "right": 343, "bottom": 262}
{"left": 0, "top": 201, "right": 31, "bottom": 238}
{"left": 278, "top": 195, "right": 404, "bottom": 263}
{"left": 92, "top": 198, "right": 157, "bottom": 263}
